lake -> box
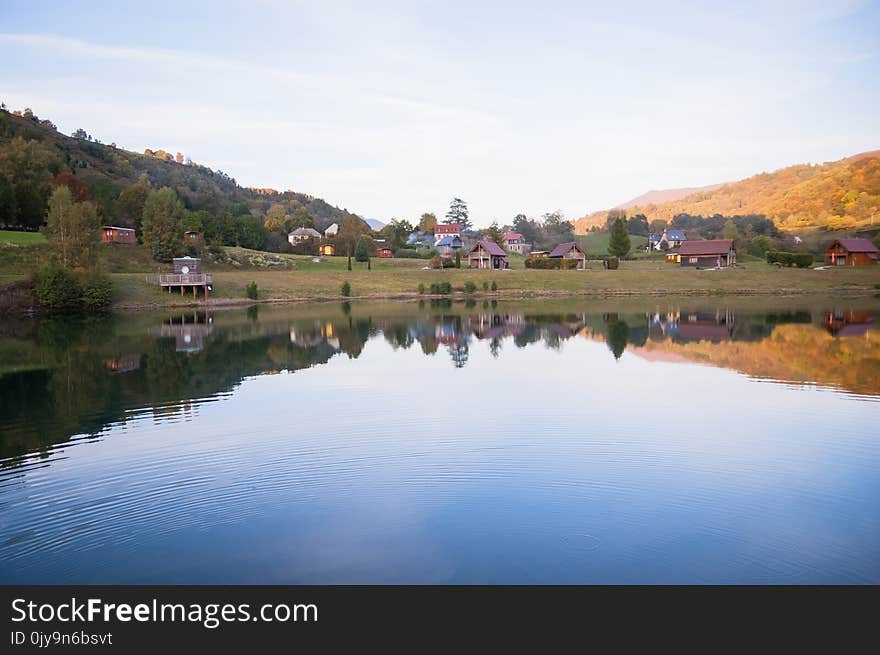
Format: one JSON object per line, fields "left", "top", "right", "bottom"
{"left": 1, "top": 296, "right": 878, "bottom": 584}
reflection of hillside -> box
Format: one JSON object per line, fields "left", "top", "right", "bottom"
{"left": 631, "top": 324, "right": 880, "bottom": 396}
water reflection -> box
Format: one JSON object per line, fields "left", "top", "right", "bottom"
{"left": 0, "top": 300, "right": 878, "bottom": 464}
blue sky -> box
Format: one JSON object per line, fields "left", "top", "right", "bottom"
{"left": 1, "top": 0, "right": 878, "bottom": 226}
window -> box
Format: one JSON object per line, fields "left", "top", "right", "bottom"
{"left": 689, "top": 257, "right": 698, "bottom": 264}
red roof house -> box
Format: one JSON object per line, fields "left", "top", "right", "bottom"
{"left": 824, "top": 238, "right": 878, "bottom": 266}
{"left": 435, "top": 223, "right": 461, "bottom": 237}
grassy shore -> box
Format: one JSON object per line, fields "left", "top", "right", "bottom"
{"left": 110, "top": 252, "right": 880, "bottom": 309}
{"left": 2, "top": 241, "right": 878, "bottom": 311}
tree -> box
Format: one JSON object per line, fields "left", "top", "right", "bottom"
{"left": 649, "top": 219, "right": 668, "bottom": 235}
{"left": 0, "top": 136, "right": 56, "bottom": 229}
{"left": 354, "top": 240, "right": 370, "bottom": 262}
{"left": 627, "top": 214, "right": 649, "bottom": 237}
{"left": 43, "top": 186, "right": 100, "bottom": 270}
{"left": 52, "top": 172, "right": 91, "bottom": 202}
{"left": 482, "top": 221, "right": 503, "bottom": 245}
{"left": 288, "top": 207, "right": 314, "bottom": 230}
{"left": 445, "top": 197, "right": 471, "bottom": 231}
{"left": 0, "top": 174, "right": 18, "bottom": 227}
{"left": 722, "top": 219, "right": 740, "bottom": 241}
{"left": 141, "top": 187, "right": 184, "bottom": 261}
{"left": 418, "top": 212, "right": 437, "bottom": 233}
{"left": 605, "top": 209, "right": 626, "bottom": 231}
{"left": 264, "top": 204, "right": 287, "bottom": 232}
{"left": 382, "top": 218, "right": 414, "bottom": 250}
{"left": 116, "top": 181, "right": 149, "bottom": 233}
{"left": 512, "top": 213, "right": 540, "bottom": 245}
{"left": 608, "top": 217, "right": 631, "bottom": 258}
{"left": 336, "top": 214, "right": 372, "bottom": 256}
{"left": 541, "top": 211, "right": 574, "bottom": 247}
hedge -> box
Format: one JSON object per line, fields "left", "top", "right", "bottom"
{"left": 766, "top": 251, "right": 813, "bottom": 268}
{"left": 525, "top": 257, "right": 580, "bottom": 269}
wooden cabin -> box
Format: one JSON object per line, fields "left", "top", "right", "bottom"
{"left": 678, "top": 239, "right": 736, "bottom": 267}
{"left": 101, "top": 226, "right": 136, "bottom": 244}
{"left": 182, "top": 230, "right": 203, "bottom": 247}
{"left": 666, "top": 251, "right": 680, "bottom": 264}
{"left": 528, "top": 250, "right": 549, "bottom": 260}
{"left": 467, "top": 240, "right": 509, "bottom": 269}
{"left": 548, "top": 242, "right": 587, "bottom": 269}
{"left": 823, "top": 239, "right": 879, "bottom": 266}
{"left": 378, "top": 247, "right": 393, "bottom": 258}
{"left": 319, "top": 243, "right": 335, "bottom": 256}
{"left": 146, "top": 256, "right": 212, "bottom": 298}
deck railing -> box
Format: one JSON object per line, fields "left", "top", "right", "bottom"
{"left": 146, "top": 273, "right": 213, "bottom": 286}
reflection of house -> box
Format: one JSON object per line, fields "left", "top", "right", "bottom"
{"left": 824, "top": 310, "right": 875, "bottom": 337}
{"left": 158, "top": 312, "right": 214, "bottom": 352}
{"left": 823, "top": 239, "right": 879, "bottom": 266}
{"left": 288, "top": 227, "right": 321, "bottom": 244}
{"left": 324, "top": 223, "right": 338, "bottom": 238}
{"left": 104, "top": 354, "right": 141, "bottom": 373}
{"left": 677, "top": 310, "right": 734, "bottom": 341}
{"left": 548, "top": 242, "right": 587, "bottom": 269}
{"left": 435, "top": 235, "right": 463, "bottom": 257}
{"left": 467, "top": 240, "right": 509, "bottom": 269}
{"left": 679, "top": 240, "right": 736, "bottom": 267}
{"left": 502, "top": 232, "right": 532, "bottom": 255}
{"left": 435, "top": 223, "right": 461, "bottom": 239}
{"left": 319, "top": 243, "right": 335, "bottom": 256}
{"left": 468, "top": 314, "right": 526, "bottom": 339}
{"left": 101, "top": 226, "right": 136, "bottom": 244}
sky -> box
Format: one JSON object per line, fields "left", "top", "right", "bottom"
{"left": 1, "top": 0, "right": 878, "bottom": 227}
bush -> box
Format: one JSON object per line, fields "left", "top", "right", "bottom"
{"left": 429, "top": 255, "right": 455, "bottom": 269}
{"left": 354, "top": 241, "right": 370, "bottom": 262}
{"left": 80, "top": 272, "right": 113, "bottom": 310}
{"left": 245, "top": 281, "right": 258, "bottom": 299}
{"left": 464, "top": 281, "right": 477, "bottom": 293}
{"left": 429, "top": 281, "right": 452, "bottom": 295}
{"left": 395, "top": 248, "right": 421, "bottom": 259}
{"left": 605, "top": 256, "right": 619, "bottom": 270}
{"left": 418, "top": 283, "right": 425, "bottom": 294}
{"left": 766, "top": 251, "right": 813, "bottom": 268}
{"left": 35, "top": 265, "right": 82, "bottom": 312}
{"left": 482, "top": 281, "right": 489, "bottom": 291}
{"left": 525, "top": 257, "right": 579, "bottom": 269}
{"left": 491, "top": 281, "right": 498, "bottom": 292}
{"left": 340, "top": 281, "right": 351, "bottom": 297}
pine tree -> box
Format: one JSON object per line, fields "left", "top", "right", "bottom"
{"left": 608, "top": 217, "right": 631, "bottom": 258}
{"left": 445, "top": 198, "right": 471, "bottom": 231}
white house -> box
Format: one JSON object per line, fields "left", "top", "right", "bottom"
{"left": 288, "top": 227, "right": 322, "bottom": 245}
{"left": 324, "top": 223, "right": 338, "bottom": 238}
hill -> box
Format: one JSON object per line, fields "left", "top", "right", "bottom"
{"left": 0, "top": 107, "right": 356, "bottom": 232}
{"left": 575, "top": 150, "right": 880, "bottom": 234}
{"left": 616, "top": 183, "right": 725, "bottom": 209}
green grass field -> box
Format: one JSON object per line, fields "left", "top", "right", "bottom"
{"left": 576, "top": 232, "right": 649, "bottom": 256}
{"left": 0, "top": 230, "right": 47, "bottom": 245}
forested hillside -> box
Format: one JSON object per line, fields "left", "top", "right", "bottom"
{"left": 0, "top": 106, "right": 357, "bottom": 242}
{"left": 575, "top": 151, "right": 880, "bottom": 234}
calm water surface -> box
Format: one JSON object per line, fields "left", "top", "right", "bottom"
{"left": 1, "top": 297, "right": 878, "bottom": 583}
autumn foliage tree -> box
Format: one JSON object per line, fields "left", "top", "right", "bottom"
{"left": 141, "top": 187, "right": 185, "bottom": 261}
{"left": 43, "top": 186, "right": 101, "bottom": 270}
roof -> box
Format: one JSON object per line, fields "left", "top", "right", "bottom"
{"left": 828, "top": 238, "right": 879, "bottom": 254}
{"left": 290, "top": 227, "right": 321, "bottom": 237}
{"left": 678, "top": 239, "right": 734, "bottom": 256}
{"left": 324, "top": 223, "right": 338, "bottom": 233}
{"left": 664, "top": 229, "right": 686, "bottom": 240}
{"left": 469, "top": 239, "right": 507, "bottom": 257}
{"left": 435, "top": 235, "right": 461, "bottom": 247}
{"left": 502, "top": 232, "right": 524, "bottom": 241}
{"left": 435, "top": 223, "right": 460, "bottom": 234}
{"left": 549, "top": 241, "right": 585, "bottom": 257}
{"left": 102, "top": 225, "right": 135, "bottom": 231}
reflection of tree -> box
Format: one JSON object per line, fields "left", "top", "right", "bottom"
{"left": 449, "top": 342, "right": 469, "bottom": 368}
{"left": 606, "top": 318, "right": 629, "bottom": 360}
{"left": 489, "top": 338, "right": 502, "bottom": 359}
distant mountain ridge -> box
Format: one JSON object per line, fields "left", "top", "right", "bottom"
{"left": 575, "top": 150, "right": 880, "bottom": 234}
{"left": 616, "top": 183, "right": 725, "bottom": 209}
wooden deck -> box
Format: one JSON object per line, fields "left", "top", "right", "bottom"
{"left": 146, "top": 273, "right": 213, "bottom": 298}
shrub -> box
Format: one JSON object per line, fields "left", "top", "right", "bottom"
{"left": 340, "top": 281, "right": 351, "bottom": 297}
{"left": 418, "top": 283, "right": 425, "bottom": 294}
{"left": 35, "top": 265, "right": 82, "bottom": 312}
{"left": 395, "top": 248, "right": 421, "bottom": 259}
{"left": 429, "top": 281, "right": 452, "bottom": 295}
{"left": 491, "top": 281, "right": 498, "bottom": 291}
{"left": 454, "top": 251, "right": 461, "bottom": 268}
{"left": 464, "top": 281, "right": 477, "bottom": 293}
{"left": 80, "top": 272, "right": 113, "bottom": 310}
{"left": 766, "top": 251, "right": 813, "bottom": 268}
{"left": 354, "top": 241, "right": 370, "bottom": 262}
{"left": 246, "top": 281, "right": 258, "bottom": 299}
{"left": 525, "top": 257, "right": 579, "bottom": 269}
{"left": 429, "top": 255, "right": 455, "bottom": 269}
{"left": 482, "top": 281, "right": 489, "bottom": 291}
{"left": 605, "top": 256, "right": 619, "bottom": 270}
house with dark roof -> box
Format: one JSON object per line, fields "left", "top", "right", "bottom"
{"left": 101, "top": 226, "right": 137, "bottom": 244}
{"left": 824, "top": 238, "right": 879, "bottom": 266}
{"left": 678, "top": 239, "right": 736, "bottom": 267}
{"left": 288, "top": 227, "right": 322, "bottom": 244}
{"left": 466, "top": 240, "right": 509, "bottom": 269}
{"left": 502, "top": 231, "right": 532, "bottom": 255}
{"left": 658, "top": 229, "right": 686, "bottom": 250}
{"left": 435, "top": 235, "right": 463, "bottom": 257}
{"left": 548, "top": 242, "right": 587, "bottom": 269}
